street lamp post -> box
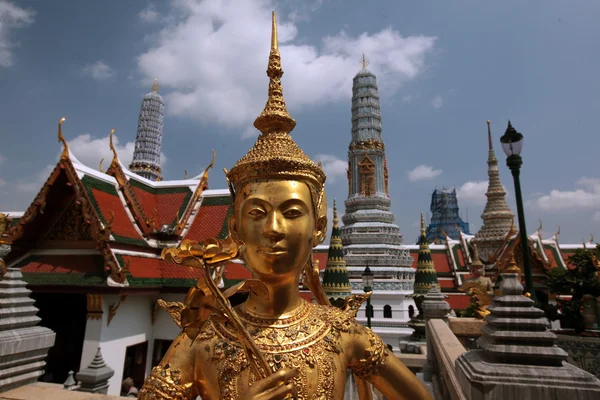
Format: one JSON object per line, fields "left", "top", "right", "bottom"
{"left": 500, "top": 121, "right": 536, "bottom": 301}
{"left": 362, "top": 265, "right": 373, "bottom": 329}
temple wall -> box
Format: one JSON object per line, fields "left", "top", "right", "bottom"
{"left": 100, "top": 295, "right": 154, "bottom": 396}
{"left": 152, "top": 293, "right": 185, "bottom": 340}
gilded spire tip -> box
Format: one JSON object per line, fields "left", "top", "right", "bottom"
{"left": 271, "top": 11, "right": 278, "bottom": 51}
{"left": 153, "top": 78, "right": 158, "bottom": 93}
{"left": 420, "top": 211, "right": 425, "bottom": 236}
{"left": 253, "top": 11, "right": 296, "bottom": 135}
{"left": 360, "top": 53, "right": 370, "bottom": 69}
{"left": 487, "top": 120, "right": 493, "bottom": 151}
{"left": 333, "top": 199, "right": 339, "bottom": 228}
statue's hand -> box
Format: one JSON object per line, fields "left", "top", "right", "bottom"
{"left": 240, "top": 368, "right": 299, "bottom": 400}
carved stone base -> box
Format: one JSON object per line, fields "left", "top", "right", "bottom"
{"left": 0, "top": 268, "right": 56, "bottom": 392}
{"left": 456, "top": 350, "right": 600, "bottom": 400}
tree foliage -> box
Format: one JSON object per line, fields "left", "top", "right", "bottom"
{"left": 546, "top": 245, "right": 600, "bottom": 333}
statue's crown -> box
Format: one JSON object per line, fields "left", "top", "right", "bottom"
{"left": 226, "top": 12, "right": 326, "bottom": 194}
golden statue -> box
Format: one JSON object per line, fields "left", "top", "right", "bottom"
{"left": 139, "top": 12, "right": 431, "bottom": 400}
{"left": 460, "top": 244, "right": 493, "bottom": 319}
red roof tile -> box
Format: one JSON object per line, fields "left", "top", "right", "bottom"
{"left": 119, "top": 255, "right": 204, "bottom": 282}
{"left": 22, "top": 255, "right": 101, "bottom": 274}
{"left": 544, "top": 248, "right": 558, "bottom": 268}
{"left": 131, "top": 186, "right": 190, "bottom": 227}
{"left": 432, "top": 252, "right": 451, "bottom": 273}
{"left": 90, "top": 188, "right": 143, "bottom": 240}
{"left": 455, "top": 248, "right": 466, "bottom": 267}
{"left": 185, "top": 204, "right": 230, "bottom": 242}
{"left": 224, "top": 263, "right": 252, "bottom": 281}
{"left": 438, "top": 279, "right": 455, "bottom": 289}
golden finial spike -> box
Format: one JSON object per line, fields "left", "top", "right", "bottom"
{"left": 487, "top": 120, "right": 493, "bottom": 151}
{"left": 109, "top": 129, "right": 118, "bottom": 162}
{"left": 333, "top": 199, "right": 339, "bottom": 228}
{"left": 420, "top": 211, "right": 426, "bottom": 236}
{"left": 184, "top": 169, "right": 188, "bottom": 179}
{"left": 537, "top": 219, "right": 543, "bottom": 239}
{"left": 271, "top": 11, "right": 278, "bottom": 51}
{"left": 99, "top": 158, "right": 104, "bottom": 173}
{"left": 58, "top": 117, "right": 69, "bottom": 160}
{"left": 153, "top": 78, "right": 158, "bottom": 93}
{"left": 555, "top": 225, "right": 561, "bottom": 238}
{"left": 253, "top": 11, "right": 296, "bottom": 135}
{"left": 360, "top": 54, "right": 370, "bottom": 69}
{"left": 591, "top": 233, "right": 595, "bottom": 243}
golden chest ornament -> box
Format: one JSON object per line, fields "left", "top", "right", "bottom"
{"left": 199, "top": 301, "right": 379, "bottom": 400}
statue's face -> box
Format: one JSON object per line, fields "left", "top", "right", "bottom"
{"left": 233, "top": 180, "right": 315, "bottom": 283}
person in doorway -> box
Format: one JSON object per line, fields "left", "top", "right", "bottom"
{"left": 122, "top": 377, "right": 139, "bottom": 398}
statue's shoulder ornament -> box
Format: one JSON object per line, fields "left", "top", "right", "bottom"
{"left": 317, "top": 294, "right": 391, "bottom": 379}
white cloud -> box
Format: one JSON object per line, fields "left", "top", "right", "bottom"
{"left": 68, "top": 133, "right": 168, "bottom": 171}
{"left": 139, "top": 4, "right": 159, "bottom": 23}
{"left": 456, "top": 181, "right": 488, "bottom": 205}
{"left": 136, "top": 0, "right": 437, "bottom": 133}
{"left": 534, "top": 178, "right": 600, "bottom": 211}
{"left": 431, "top": 95, "right": 443, "bottom": 109}
{"left": 0, "top": 0, "right": 35, "bottom": 67}
{"left": 82, "top": 60, "right": 115, "bottom": 81}
{"left": 407, "top": 165, "right": 442, "bottom": 182}
{"left": 314, "top": 154, "right": 346, "bottom": 183}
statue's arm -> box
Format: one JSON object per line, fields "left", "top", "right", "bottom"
{"left": 139, "top": 332, "right": 216, "bottom": 400}
{"left": 348, "top": 326, "right": 432, "bottom": 400}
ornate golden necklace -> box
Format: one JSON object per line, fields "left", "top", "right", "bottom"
{"left": 210, "top": 301, "right": 341, "bottom": 399}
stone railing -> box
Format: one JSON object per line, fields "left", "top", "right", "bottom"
{"left": 0, "top": 383, "right": 122, "bottom": 400}
{"left": 426, "top": 319, "right": 467, "bottom": 400}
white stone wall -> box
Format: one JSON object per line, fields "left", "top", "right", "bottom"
{"left": 352, "top": 289, "right": 415, "bottom": 350}
{"left": 79, "top": 294, "right": 188, "bottom": 396}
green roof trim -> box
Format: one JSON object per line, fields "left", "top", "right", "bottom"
{"left": 202, "top": 195, "right": 233, "bottom": 207}
{"left": 451, "top": 246, "right": 467, "bottom": 269}
{"left": 217, "top": 205, "right": 233, "bottom": 239}
{"left": 19, "top": 255, "right": 107, "bottom": 286}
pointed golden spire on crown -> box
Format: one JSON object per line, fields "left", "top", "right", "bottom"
{"left": 227, "top": 11, "right": 326, "bottom": 203}
{"left": 253, "top": 11, "right": 295, "bottom": 135}
{"left": 360, "top": 54, "right": 370, "bottom": 69}
{"left": 333, "top": 199, "right": 339, "bottom": 228}
{"left": 58, "top": 117, "right": 68, "bottom": 160}
{"left": 153, "top": 78, "right": 158, "bottom": 93}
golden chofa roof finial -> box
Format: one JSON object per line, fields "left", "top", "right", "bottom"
{"left": 109, "top": 129, "right": 118, "bottom": 163}
{"left": 360, "top": 54, "right": 370, "bottom": 70}
{"left": 253, "top": 11, "right": 296, "bottom": 135}
{"left": 153, "top": 78, "right": 158, "bottom": 93}
{"left": 58, "top": 117, "right": 68, "bottom": 160}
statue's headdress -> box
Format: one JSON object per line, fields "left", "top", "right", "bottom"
{"left": 225, "top": 12, "right": 326, "bottom": 216}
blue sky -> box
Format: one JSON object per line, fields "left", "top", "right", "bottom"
{"left": 0, "top": 0, "right": 599, "bottom": 244}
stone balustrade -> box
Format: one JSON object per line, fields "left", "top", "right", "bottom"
{"left": 426, "top": 319, "right": 467, "bottom": 400}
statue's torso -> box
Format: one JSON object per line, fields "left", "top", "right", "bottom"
{"left": 193, "top": 301, "right": 380, "bottom": 400}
